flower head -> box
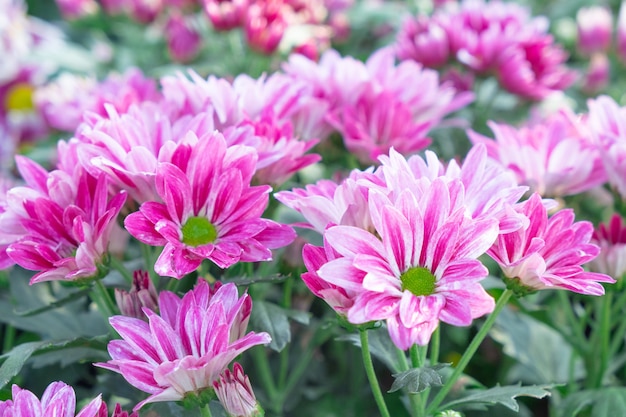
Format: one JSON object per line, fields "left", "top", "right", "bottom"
{"left": 487, "top": 193, "right": 614, "bottom": 296}
{"left": 0, "top": 381, "right": 105, "bottom": 417}
{"left": 124, "top": 132, "right": 295, "bottom": 278}
{"left": 307, "top": 179, "right": 498, "bottom": 349}
{"left": 0, "top": 157, "right": 126, "bottom": 284}
{"left": 590, "top": 214, "right": 626, "bottom": 281}
{"left": 468, "top": 110, "right": 606, "bottom": 197}
{"left": 214, "top": 363, "right": 263, "bottom": 417}
{"left": 576, "top": 6, "right": 612, "bottom": 56}
{"left": 97, "top": 281, "right": 271, "bottom": 410}
{"left": 115, "top": 270, "right": 159, "bottom": 320}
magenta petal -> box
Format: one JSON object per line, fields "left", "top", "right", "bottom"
{"left": 155, "top": 163, "right": 192, "bottom": 223}
{"left": 124, "top": 212, "right": 167, "bottom": 246}
{"left": 325, "top": 225, "right": 384, "bottom": 258}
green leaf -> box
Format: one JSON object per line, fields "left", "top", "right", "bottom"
{"left": 491, "top": 307, "right": 584, "bottom": 384}
{"left": 250, "top": 300, "right": 291, "bottom": 352}
{"left": 388, "top": 364, "right": 449, "bottom": 394}
{"left": 337, "top": 325, "right": 403, "bottom": 373}
{"left": 441, "top": 383, "right": 551, "bottom": 412}
{"left": 0, "top": 336, "right": 109, "bottom": 389}
{"left": 558, "top": 388, "right": 626, "bottom": 417}
{"left": 14, "top": 288, "right": 92, "bottom": 316}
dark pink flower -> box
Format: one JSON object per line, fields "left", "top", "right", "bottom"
{"left": 582, "top": 53, "right": 610, "bottom": 94}
{"left": 576, "top": 6, "right": 612, "bottom": 56}
{"left": 395, "top": 15, "right": 451, "bottom": 68}
{"left": 124, "top": 132, "right": 295, "bottom": 278}
{"left": 165, "top": 13, "right": 202, "bottom": 63}
{"left": 1, "top": 157, "right": 126, "bottom": 284}
{"left": 97, "top": 281, "right": 271, "bottom": 410}
{"left": 0, "top": 381, "right": 105, "bottom": 417}
{"left": 488, "top": 193, "right": 614, "bottom": 296}
{"left": 244, "top": 0, "right": 289, "bottom": 54}
{"left": 204, "top": 0, "right": 249, "bottom": 31}
{"left": 55, "top": 0, "right": 99, "bottom": 19}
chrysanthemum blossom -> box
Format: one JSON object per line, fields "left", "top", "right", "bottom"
{"left": 1, "top": 157, "right": 126, "bottom": 284}
{"left": 576, "top": 6, "right": 612, "bottom": 56}
{"left": 124, "top": 132, "right": 295, "bottom": 278}
{"left": 214, "top": 363, "right": 263, "bottom": 417}
{"left": 468, "top": 110, "right": 606, "bottom": 197}
{"left": 0, "top": 177, "right": 13, "bottom": 269}
{"left": 618, "top": 2, "right": 626, "bottom": 63}
{"left": 487, "top": 193, "right": 614, "bottom": 296}
{"left": 590, "top": 214, "right": 626, "bottom": 280}
{"left": 115, "top": 270, "right": 159, "bottom": 320}
{"left": 307, "top": 179, "right": 498, "bottom": 349}
{"left": 97, "top": 281, "right": 271, "bottom": 410}
{"left": 586, "top": 95, "right": 626, "bottom": 198}
{"left": 0, "top": 381, "right": 105, "bottom": 417}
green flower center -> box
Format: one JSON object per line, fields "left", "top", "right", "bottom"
{"left": 181, "top": 216, "right": 217, "bottom": 247}
{"left": 400, "top": 266, "right": 436, "bottom": 297}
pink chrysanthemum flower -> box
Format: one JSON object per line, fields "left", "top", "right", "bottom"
{"left": 115, "top": 270, "right": 159, "bottom": 320}
{"left": 35, "top": 68, "right": 159, "bottom": 133}
{"left": 164, "top": 12, "right": 201, "bottom": 63}
{"left": 487, "top": 193, "right": 614, "bottom": 296}
{"left": 0, "top": 177, "right": 12, "bottom": 269}
{"left": 1, "top": 157, "right": 126, "bottom": 284}
{"left": 97, "top": 281, "right": 271, "bottom": 410}
{"left": 587, "top": 95, "right": 626, "bottom": 198}
{"left": 305, "top": 179, "right": 498, "bottom": 349}
{"left": 55, "top": 0, "right": 99, "bottom": 20}
{"left": 590, "top": 214, "right": 626, "bottom": 280}
{"left": 0, "top": 381, "right": 105, "bottom": 417}
{"left": 576, "top": 6, "right": 613, "bottom": 56}
{"left": 213, "top": 363, "right": 263, "bottom": 417}
{"left": 124, "top": 132, "right": 295, "bottom": 278}
{"left": 496, "top": 33, "right": 576, "bottom": 100}
{"left": 204, "top": 0, "right": 249, "bottom": 31}
{"left": 468, "top": 109, "right": 606, "bottom": 197}
{"left": 395, "top": 15, "right": 451, "bottom": 68}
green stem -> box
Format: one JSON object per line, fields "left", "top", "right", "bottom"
{"left": 109, "top": 255, "right": 134, "bottom": 284}
{"left": 3, "top": 325, "right": 16, "bottom": 353}
{"left": 410, "top": 344, "right": 422, "bottom": 368}
{"left": 200, "top": 403, "right": 213, "bottom": 417}
{"left": 91, "top": 279, "right": 118, "bottom": 318}
{"left": 140, "top": 244, "right": 158, "bottom": 283}
{"left": 557, "top": 291, "right": 588, "bottom": 356}
{"left": 278, "top": 277, "right": 294, "bottom": 390}
{"left": 430, "top": 326, "right": 440, "bottom": 366}
{"left": 360, "top": 329, "right": 391, "bottom": 417}
{"left": 396, "top": 347, "right": 424, "bottom": 417}
{"left": 252, "top": 346, "right": 279, "bottom": 410}
{"left": 426, "top": 289, "right": 513, "bottom": 415}
{"left": 592, "top": 291, "right": 612, "bottom": 388}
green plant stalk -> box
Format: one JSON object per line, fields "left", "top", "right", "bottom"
{"left": 430, "top": 326, "right": 440, "bottom": 366}
{"left": 591, "top": 291, "right": 612, "bottom": 388}
{"left": 252, "top": 346, "right": 279, "bottom": 412}
{"left": 426, "top": 289, "right": 513, "bottom": 415}
{"left": 2, "top": 324, "right": 16, "bottom": 354}
{"left": 109, "top": 255, "right": 134, "bottom": 284}
{"left": 557, "top": 291, "right": 588, "bottom": 356}
{"left": 200, "top": 404, "right": 213, "bottom": 417}
{"left": 360, "top": 329, "right": 391, "bottom": 417}
{"left": 396, "top": 347, "right": 424, "bottom": 417}
{"left": 91, "top": 279, "right": 118, "bottom": 318}
{"left": 278, "top": 277, "right": 294, "bottom": 390}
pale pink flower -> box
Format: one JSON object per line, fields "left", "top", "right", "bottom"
{"left": 1, "top": 158, "right": 127, "bottom": 284}
{"left": 576, "top": 6, "right": 612, "bottom": 56}
{"left": 496, "top": 33, "right": 576, "bottom": 100}
{"left": 395, "top": 15, "right": 451, "bottom": 68}
{"left": 97, "top": 281, "right": 271, "bottom": 410}
{"left": 487, "top": 193, "right": 614, "bottom": 296}
{"left": 55, "top": 0, "right": 99, "bottom": 19}
{"left": 115, "top": 270, "right": 159, "bottom": 320}
{"left": 586, "top": 95, "right": 626, "bottom": 198}
{"left": 590, "top": 214, "right": 626, "bottom": 280}
{"left": 468, "top": 110, "right": 606, "bottom": 197}
{"left": 308, "top": 179, "right": 498, "bottom": 349}
{"left": 0, "top": 382, "right": 105, "bottom": 417}
{"left": 165, "top": 13, "right": 201, "bottom": 63}
{"left": 214, "top": 363, "right": 263, "bottom": 417}
{"left": 0, "top": 177, "right": 14, "bottom": 269}
{"left": 204, "top": 0, "right": 249, "bottom": 30}
{"left": 124, "top": 132, "right": 295, "bottom": 278}
{"left": 35, "top": 68, "right": 159, "bottom": 132}
{"left": 582, "top": 53, "right": 610, "bottom": 94}
{"left": 76, "top": 102, "right": 213, "bottom": 204}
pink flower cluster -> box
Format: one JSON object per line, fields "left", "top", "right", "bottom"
{"left": 395, "top": 0, "right": 576, "bottom": 100}
{"left": 54, "top": 0, "right": 352, "bottom": 60}
{"left": 468, "top": 108, "right": 606, "bottom": 197}
{"left": 97, "top": 281, "right": 269, "bottom": 411}
{"left": 278, "top": 144, "right": 611, "bottom": 349}
{"left": 283, "top": 47, "right": 473, "bottom": 163}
